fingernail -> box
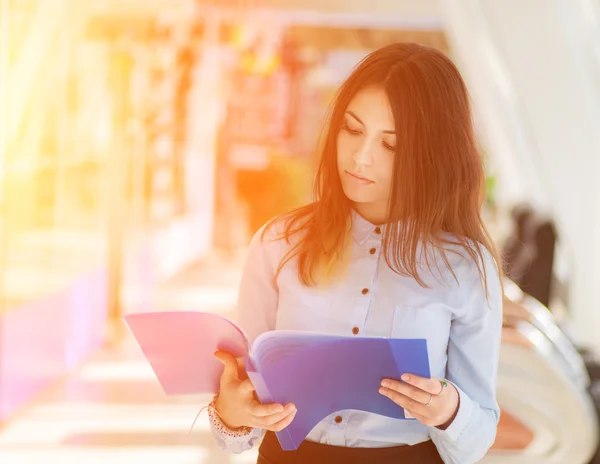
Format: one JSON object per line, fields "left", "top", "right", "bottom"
{"left": 379, "top": 387, "right": 386, "bottom": 395}
{"left": 276, "top": 405, "right": 284, "bottom": 412}
{"left": 402, "top": 374, "right": 410, "bottom": 382}
{"left": 381, "top": 379, "right": 390, "bottom": 388}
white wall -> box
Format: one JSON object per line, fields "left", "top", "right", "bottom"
{"left": 442, "top": 0, "right": 600, "bottom": 349}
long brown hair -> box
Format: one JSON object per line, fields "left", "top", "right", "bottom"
{"left": 264, "top": 43, "right": 502, "bottom": 296}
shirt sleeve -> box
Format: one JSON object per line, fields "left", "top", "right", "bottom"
{"left": 210, "top": 224, "right": 280, "bottom": 453}
{"left": 429, "top": 249, "right": 503, "bottom": 464}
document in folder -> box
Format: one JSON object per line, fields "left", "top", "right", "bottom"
{"left": 124, "top": 311, "right": 431, "bottom": 451}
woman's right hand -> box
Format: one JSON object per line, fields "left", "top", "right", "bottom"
{"left": 213, "top": 350, "right": 297, "bottom": 431}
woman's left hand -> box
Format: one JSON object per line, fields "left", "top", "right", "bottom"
{"left": 379, "top": 374, "right": 460, "bottom": 429}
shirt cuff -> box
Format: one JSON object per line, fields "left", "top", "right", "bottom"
{"left": 432, "top": 382, "right": 474, "bottom": 443}
{"left": 211, "top": 421, "right": 264, "bottom": 453}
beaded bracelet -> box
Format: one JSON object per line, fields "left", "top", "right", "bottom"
{"left": 207, "top": 393, "right": 253, "bottom": 438}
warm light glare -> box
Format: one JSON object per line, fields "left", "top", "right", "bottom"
{"left": 0, "top": 413, "right": 209, "bottom": 445}
{"left": 0, "top": 0, "right": 7, "bottom": 200}
{"left": 0, "top": 447, "right": 208, "bottom": 464}
{"left": 27, "top": 402, "right": 212, "bottom": 424}
{"left": 78, "top": 360, "right": 157, "bottom": 382}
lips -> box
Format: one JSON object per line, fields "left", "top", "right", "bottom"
{"left": 345, "top": 171, "right": 373, "bottom": 183}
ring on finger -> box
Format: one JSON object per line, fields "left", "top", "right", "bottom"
{"left": 438, "top": 380, "right": 449, "bottom": 395}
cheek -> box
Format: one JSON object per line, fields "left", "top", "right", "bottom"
{"left": 336, "top": 134, "right": 353, "bottom": 166}
{"left": 377, "top": 156, "right": 395, "bottom": 191}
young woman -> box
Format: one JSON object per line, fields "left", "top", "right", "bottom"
{"left": 208, "top": 42, "right": 504, "bottom": 464}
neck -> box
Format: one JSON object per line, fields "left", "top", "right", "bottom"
{"left": 353, "top": 201, "right": 389, "bottom": 225}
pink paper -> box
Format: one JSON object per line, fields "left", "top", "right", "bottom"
{"left": 124, "top": 311, "right": 249, "bottom": 395}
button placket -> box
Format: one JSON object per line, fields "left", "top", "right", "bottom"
{"left": 355, "top": 236, "right": 382, "bottom": 337}
{"left": 367, "top": 225, "right": 382, "bottom": 258}
{"left": 352, "top": 283, "right": 372, "bottom": 335}
{"left": 327, "top": 412, "right": 348, "bottom": 446}
{"left": 352, "top": 286, "right": 372, "bottom": 336}
{"left": 348, "top": 233, "right": 381, "bottom": 338}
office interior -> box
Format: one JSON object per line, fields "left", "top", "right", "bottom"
{"left": 1, "top": 0, "right": 600, "bottom": 463}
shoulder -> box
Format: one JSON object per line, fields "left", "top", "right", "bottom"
{"left": 248, "top": 208, "right": 309, "bottom": 261}
{"left": 247, "top": 217, "right": 285, "bottom": 259}
{"left": 429, "top": 233, "right": 502, "bottom": 296}
{"left": 256, "top": 204, "right": 314, "bottom": 247}
{"left": 434, "top": 233, "right": 498, "bottom": 272}
{"left": 435, "top": 234, "right": 503, "bottom": 319}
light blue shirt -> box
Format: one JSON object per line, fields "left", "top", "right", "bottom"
{"left": 211, "top": 211, "right": 503, "bottom": 464}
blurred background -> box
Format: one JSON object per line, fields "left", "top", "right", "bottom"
{"left": 1, "top": 0, "right": 600, "bottom": 463}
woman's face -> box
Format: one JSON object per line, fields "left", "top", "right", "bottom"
{"left": 336, "top": 86, "right": 397, "bottom": 223}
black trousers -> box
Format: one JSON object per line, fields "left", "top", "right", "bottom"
{"left": 257, "top": 431, "right": 444, "bottom": 464}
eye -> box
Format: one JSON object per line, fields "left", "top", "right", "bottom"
{"left": 382, "top": 142, "right": 396, "bottom": 152}
{"left": 342, "top": 124, "right": 362, "bottom": 136}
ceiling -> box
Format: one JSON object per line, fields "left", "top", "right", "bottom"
{"left": 79, "top": 0, "right": 446, "bottom": 43}
{"left": 83, "top": 0, "right": 444, "bottom": 29}
{"left": 259, "top": 0, "right": 442, "bottom": 18}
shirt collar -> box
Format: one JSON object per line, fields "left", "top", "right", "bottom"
{"left": 351, "top": 209, "right": 386, "bottom": 244}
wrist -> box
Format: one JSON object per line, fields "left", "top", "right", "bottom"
{"left": 210, "top": 393, "right": 252, "bottom": 435}
{"left": 437, "top": 407, "right": 458, "bottom": 430}
{"left": 214, "top": 396, "right": 242, "bottom": 430}
{"left": 436, "top": 387, "right": 460, "bottom": 430}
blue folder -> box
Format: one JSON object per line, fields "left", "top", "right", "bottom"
{"left": 125, "top": 311, "right": 431, "bottom": 451}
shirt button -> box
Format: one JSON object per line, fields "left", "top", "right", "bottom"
{"left": 374, "top": 227, "right": 381, "bottom": 234}
{"left": 361, "top": 288, "right": 369, "bottom": 295}
{"left": 352, "top": 327, "right": 359, "bottom": 335}
{"left": 334, "top": 415, "right": 343, "bottom": 424}
{"left": 369, "top": 248, "right": 376, "bottom": 255}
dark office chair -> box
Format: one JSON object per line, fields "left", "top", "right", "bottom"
{"left": 501, "top": 204, "right": 542, "bottom": 300}
{"left": 502, "top": 204, "right": 559, "bottom": 310}
{"left": 518, "top": 216, "right": 557, "bottom": 308}
{"left": 501, "top": 204, "right": 535, "bottom": 283}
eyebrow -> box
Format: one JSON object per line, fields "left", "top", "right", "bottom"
{"left": 346, "top": 111, "right": 396, "bottom": 134}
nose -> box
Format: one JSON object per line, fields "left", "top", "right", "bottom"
{"left": 352, "top": 140, "right": 374, "bottom": 167}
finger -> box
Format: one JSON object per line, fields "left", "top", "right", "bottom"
{"left": 254, "top": 404, "right": 297, "bottom": 427}
{"left": 379, "top": 387, "right": 432, "bottom": 418}
{"left": 399, "top": 374, "right": 447, "bottom": 396}
{"left": 381, "top": 379, "right": 431, "bottom": 405}
{"left": 436, "top": 379, "right": 453, "bottom": 397}
{"left": 214, "top": 351, "right": 240, "bottom": 383}
{"left": 403, "top": 408, "right": 435, "bottom": 427}
{"left": 266, "top": 408, "right": 298, "bottom": 432}
{"left": 405, "top": 406, "right": 449, "bottom": 428}
{"left": 236, "top": 357, "right": 249, "bottom": 381}
{"left": 250, "top": 401, "right": 290, "bottom": 417}
{"left": 238, "top": 378, "right": 255, "bottom": 395}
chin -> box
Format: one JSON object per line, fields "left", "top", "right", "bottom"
{"left": 341, "top": 185, "right": 377, "bottom": 204}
